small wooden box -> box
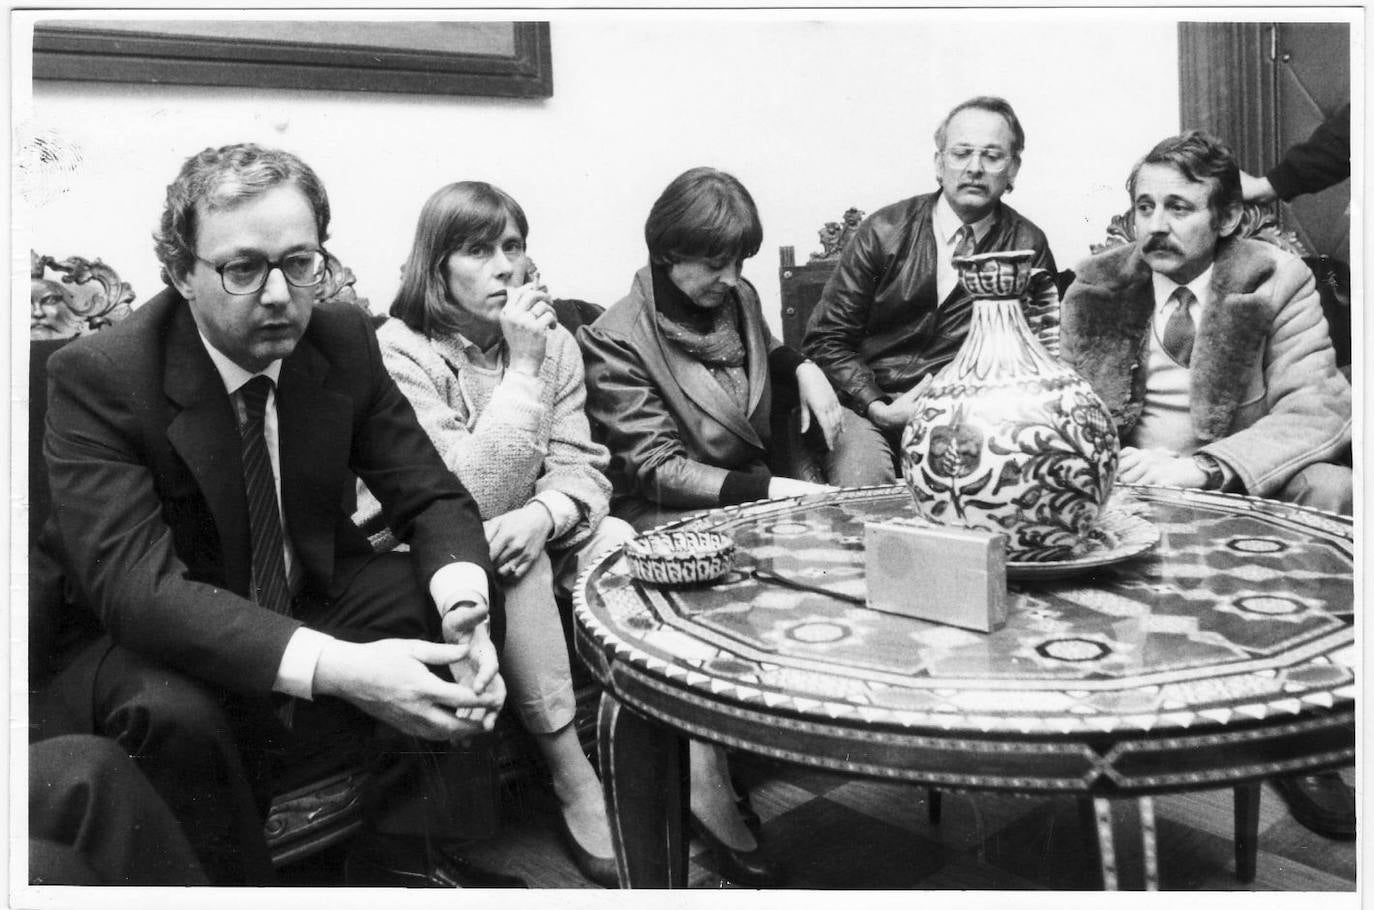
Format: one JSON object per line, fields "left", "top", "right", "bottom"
{"left": 863, "top": 520, "right": 1008, "bottom": 632}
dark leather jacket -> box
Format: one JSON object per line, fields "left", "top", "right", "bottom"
{"left": 579, "top": 266, "right": 780, "bottom": 523}
{"left": 803, "top": 191, "right": 1057, "bottom": 415}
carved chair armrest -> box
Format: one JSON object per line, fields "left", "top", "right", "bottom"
{"left": 30, "top": 251, "right": 135, "bottom": 339}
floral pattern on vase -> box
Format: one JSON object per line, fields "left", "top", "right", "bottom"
{"left": 900, "top": 250, "right": 1118, "bottom": 562}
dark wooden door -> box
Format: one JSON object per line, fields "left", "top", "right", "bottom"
{"left": 1179, "top": 21, "right": 1350, "bottom": 260}
{"left": 1272, "top": 23, "right": 1349, "bottom": 260}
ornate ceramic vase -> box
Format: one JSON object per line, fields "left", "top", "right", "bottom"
{"left": 898, "top": 250, "right": 1118, "bottom": 562}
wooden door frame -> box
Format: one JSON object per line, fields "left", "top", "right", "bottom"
{"left": 1178, "top": 22, "right": 1279, "bottom": 174}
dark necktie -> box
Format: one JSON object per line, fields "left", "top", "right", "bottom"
{"left": 1161, "top": 286, "right": 1197, "bottom": 367}
{"left": 239, "top": 376, "right": 292, "bottom": 615}
{"left": 952, "top": 224, "right": 976, "bottom": 260}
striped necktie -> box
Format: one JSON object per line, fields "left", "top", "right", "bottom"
{"left": 1161, "top": 286, "right": 1197, "bottom": 367}
{"left": 952, "top": 224, "right": 976, "bottom": 260}
{"left": 239, "top": 376, "right": 292, "bottom": 615}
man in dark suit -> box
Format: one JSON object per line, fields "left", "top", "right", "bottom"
{"left": 31, "top": 143, "right": 506, "bottom": 884}
{"left": 803, "top": 96, "right": 1059, "bottom": 485}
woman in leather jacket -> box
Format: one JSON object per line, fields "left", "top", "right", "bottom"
{"left": 579, "top": 167, "right": 842, "bottom": 885}
{"left": 580, "top": 167, "right": 841, "bottom": 530}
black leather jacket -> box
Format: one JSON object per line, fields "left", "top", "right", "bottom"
{"left": 580, "top": 267, "right": 781, "bottom": 523}
{"left": 803, "top": 191, "right": 1057, "bottom": 415}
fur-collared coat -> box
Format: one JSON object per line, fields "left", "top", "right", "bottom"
{"left": 1061, "top": 237, "right": 1351, "bottom": 498}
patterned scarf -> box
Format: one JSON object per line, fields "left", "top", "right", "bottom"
{"left": 653, "top": 269, "right": 750, "bottom": 415}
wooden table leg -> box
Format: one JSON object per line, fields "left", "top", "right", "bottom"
{"left": 1233, "top": 783, "right": 1261, "bottom": 883}
{"left": 1079, "top": 796, "right": 1159, "bottom": 890}
{"left": 597, "top": 693, "right": 689, "bottom": 888}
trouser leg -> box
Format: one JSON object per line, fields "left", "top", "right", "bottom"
{"left": 1275, "top": 463, "right": 1354, "bottom": 516}
{"left": 498, "top": 551, "right": 576, "bottom": 734}
{"left": 29, "top": 734, "right": 208, "bottom": 885}
{"left": 551, "top": 517, "right": 637, "bottom": 600}
{"left": 89, "top": 645, "right": 277, "bottom": 884}
{"left": 823, "top": 408, "right": 899, "bottom": 487}
{"left": 306, "top": 550, "right": 438, "bottom": 643}
{"left": 490, "top": 517, "right": 636, "bottom": 739}
{"left": 772, "top": 406, "right": 830, "bottom": 485}
{"left": 304, "top": 550, "right": 498, "bottom": 843}
{"left": 27, "top": 841, "right": 100, "bottom": 886}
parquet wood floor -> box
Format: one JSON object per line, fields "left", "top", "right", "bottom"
{"left": 282, "top": 757, "right": 1355, "bottom": 891}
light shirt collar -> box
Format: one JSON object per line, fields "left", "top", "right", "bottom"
{"left": 439, "top": 328, "right": 505, "bottom": 370}
{"left": 1150, "top": 265, "right": 1214, "bottom": 314}
{"left": 198, "top": 331, "right": 283, "bottom": 394}
{"left": 933, "top": 192, "right": 996, "bottom": 246}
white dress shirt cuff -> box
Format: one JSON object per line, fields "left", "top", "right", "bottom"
{"left": 430, "top": 561, "right": 491, "bottom": 615}
{"left": 273, "top": 626, "right": 331, "bottom": 700}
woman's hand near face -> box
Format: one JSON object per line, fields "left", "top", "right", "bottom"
{"left": 795, "top": 361, "right": 844, "bottom": 449}
{"left": 484, "top": 502, "right": 555, "bottom": 581}
{"left": 501, "top": 282, "right": 557, "bottom": 376}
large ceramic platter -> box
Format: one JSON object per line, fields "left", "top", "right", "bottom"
{"left": 1006, "top": 505, "right": 1160, "bottom": 580}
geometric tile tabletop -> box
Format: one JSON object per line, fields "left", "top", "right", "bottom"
{"left": 576, "top": 484, "right": 1355, "bottom": 744}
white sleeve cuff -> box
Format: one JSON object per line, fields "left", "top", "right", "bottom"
{"left": 532, "top": 490, "right": 581, "bottom": 540}
{"left": 502, "top": 368, "right": 543, "bottom": 400}
{"left": 273, "top": 626, "right": 332, "bottom": 700}
{"left": 430, "top": 561, "right": 490, "bottom": 615}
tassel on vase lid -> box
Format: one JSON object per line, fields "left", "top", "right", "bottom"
{"left": 899, "top": 250, "right": 1119, "bottom": 563}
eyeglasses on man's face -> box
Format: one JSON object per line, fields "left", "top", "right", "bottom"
{"left": 197, "top": 249, "right": 328, "bottom": 296}
{"left": 941, "top": 146, "right": 1014, "bottom": 174}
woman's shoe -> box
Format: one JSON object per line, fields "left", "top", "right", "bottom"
{"left": 554, "top": 808, "right": 620, "bottom": 888}
{"left": 689, "top": 813, "right": 783, "bottom": 888}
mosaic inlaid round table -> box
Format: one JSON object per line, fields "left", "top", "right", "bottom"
{"left": 573, "top": 485, "right": 1355, "bottom": 889}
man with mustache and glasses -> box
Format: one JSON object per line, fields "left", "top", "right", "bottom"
{"left": 1061, "top": 131, "right": 1353, "bottom": 839}
{"left": 30, "top": 143, "right": 511, "bottom": 885}
{"left": 803, "top": 96, "right": 1060, "bottom": 486}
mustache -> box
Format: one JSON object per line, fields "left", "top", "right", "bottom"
{"left": 1143, "top": 237, "right": 1182, "bottom": 255}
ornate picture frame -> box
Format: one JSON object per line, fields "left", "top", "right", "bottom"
{"left": 32, "top": 19, "right": 552, "bottom": 99}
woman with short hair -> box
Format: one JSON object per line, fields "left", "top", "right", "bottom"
{"left": 581, "top": 166, "right": 840, "bottom": 529}
{"left": 579, "top": 167, "right": 842, "bottom": 885}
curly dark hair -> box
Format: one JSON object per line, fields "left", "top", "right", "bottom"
{"left": 153, "top": 143, "right": 330, "bottom": 286}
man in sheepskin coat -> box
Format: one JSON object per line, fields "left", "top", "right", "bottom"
{"left": 1061, "top": 130, "right": 1354, "bottom": 840}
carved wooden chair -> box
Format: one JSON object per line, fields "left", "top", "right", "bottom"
{"left": 778, "top": 207, "right": 866, "bottom": 350}
{"left": 30, "top": 251, "right": 135, "bottom": 339}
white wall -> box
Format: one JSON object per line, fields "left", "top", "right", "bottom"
{"left": 19, "top": 10, "right": 1179, "bottom": 332}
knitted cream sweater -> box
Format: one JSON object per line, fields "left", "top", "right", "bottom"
{"left": 355, "top": 317, "right": 612, "bottom": 548}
